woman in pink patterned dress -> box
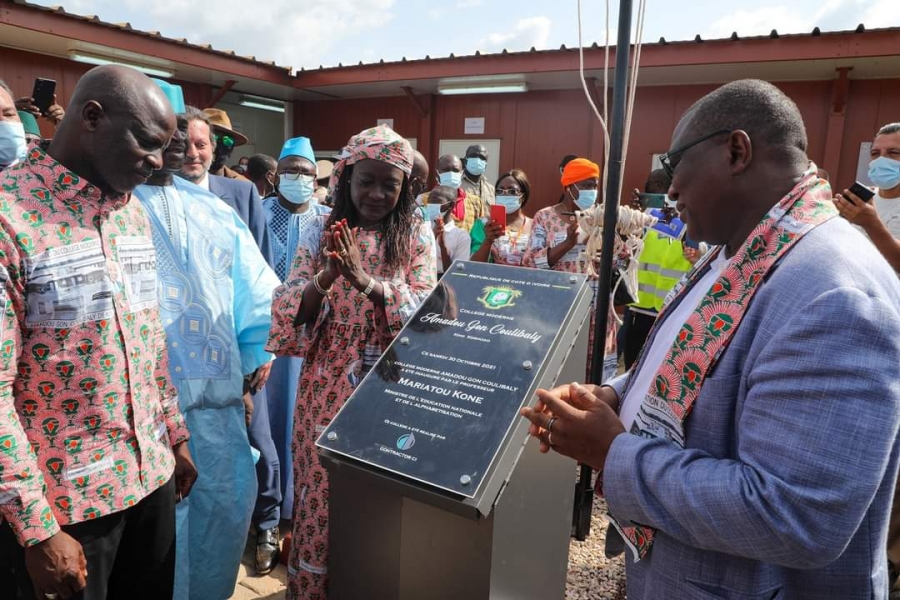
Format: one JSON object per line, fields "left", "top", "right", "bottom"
{"left": 266, "top": 125, "right": 437, "bottom": 600}
{"left": 522, "top": 158, "right": 618, "bottom": 381}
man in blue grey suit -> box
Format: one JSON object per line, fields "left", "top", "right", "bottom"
{"left": 523, "top": 80, "right": 900, "bottom": 599}
{"left": 179, "top": 106, "right": 283, "bottom": 573}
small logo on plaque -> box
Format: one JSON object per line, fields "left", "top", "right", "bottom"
{"left": 396, "top": 433, "right": 416, "bottom": 451}
{"left": 478, "top": 286, "right": 521, "bottom": 310}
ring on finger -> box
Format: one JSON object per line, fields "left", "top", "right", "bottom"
{"left": 548, "top": 430, "right": 554, "bottom": 446}
{"left": 546, "top": 416, "right": 557, "bottom": 433}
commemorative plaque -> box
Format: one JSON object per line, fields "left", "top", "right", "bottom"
{"left": 319, "top": 260, "right": 593, "bottom": 600}
{"left": 317, "top": 261, "right": 584, "bottom": 497}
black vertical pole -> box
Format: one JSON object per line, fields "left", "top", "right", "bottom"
{"left": 573, "top": 0, "right": 634, "bottom": 541}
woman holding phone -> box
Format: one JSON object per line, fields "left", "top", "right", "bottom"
{"left": 470, "top": 169, "right": 533, "bottom": 266}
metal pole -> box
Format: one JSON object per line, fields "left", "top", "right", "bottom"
{"left": 573, "top": 0, "right": 634, "bottom": 541}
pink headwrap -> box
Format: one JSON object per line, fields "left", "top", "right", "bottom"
{"left": 328, "top": 124, "right": 414, "bottom": 197}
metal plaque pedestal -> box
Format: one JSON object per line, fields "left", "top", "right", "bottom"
{"left": 320, "top": 265, "right": 592, "bottom": 600}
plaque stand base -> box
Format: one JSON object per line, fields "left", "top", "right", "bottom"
{"left": 324, "top": 313, "right": 590, "bottom": 600}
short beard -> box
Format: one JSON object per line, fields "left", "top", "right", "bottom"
{"left": 179, "top": 167, "right": 206, "bottom": 183}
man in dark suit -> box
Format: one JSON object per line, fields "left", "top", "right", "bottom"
{"left": 179, "top": 106, "right": 272, "bottom": 262}
{"left": 180, "top": 105, "right": 283, "bottom": 575}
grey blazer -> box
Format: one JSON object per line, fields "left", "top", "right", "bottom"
{"left": 606, "top": 217, "right": 900, "bottom": 599}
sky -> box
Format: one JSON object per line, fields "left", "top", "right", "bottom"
{"left": 34, "top": 0, "right": 898, "bottom": 71}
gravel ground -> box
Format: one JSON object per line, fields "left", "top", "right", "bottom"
{"left": 233, "top": 492, "right": 628, "bottom": 599}
{"left": 566, "top": 496, "right": 628, "bottom": 600}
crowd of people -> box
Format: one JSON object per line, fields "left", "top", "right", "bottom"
{"left": 1, "top": 65, "right": 900, "bottom": 600}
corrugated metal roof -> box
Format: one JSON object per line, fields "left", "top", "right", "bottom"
{"left": 10, "top": 1, "right": 898, "bottom": 76}
{"left": 12, "top": 0, "right": 291, "bottom": 72}
{"left": 301, "top": 23, "right": 894, "bottom": 72}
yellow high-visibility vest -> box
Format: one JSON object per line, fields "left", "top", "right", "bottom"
{"left": 633, "top": 230, "right": 692, "bottom": 312}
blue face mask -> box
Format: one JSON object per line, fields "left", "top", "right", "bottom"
{"left": 0, "top": 121, "right": 27, "bottom": 169}
{"left": 423, "top": 203, "right": 442, "bottom": 221}
{"left": 279, "top": 173, "right": 315, "bottom": 205}
{"left": 868, "top": 156, "right": 900, "bottom": 191}
{"left": 495, "top": 194, "right": 521, "bottom": 214}
{"left": 465, "top": 157, "right": 487, "bottom": 177}
{"left": 438, "top": 171, "right": 462, "bottom": 189}
{"left": 573, "top": 189, "right": 598, "bottom": 210}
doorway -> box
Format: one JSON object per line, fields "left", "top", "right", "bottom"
{"left": 438, "top": 139, "right": 502, "bottom": 187}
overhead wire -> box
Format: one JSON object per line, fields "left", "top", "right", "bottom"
{"left": 574, "top": 0, "right": 649, "bottom": 308}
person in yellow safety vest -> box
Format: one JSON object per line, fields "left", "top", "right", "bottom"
{"left": 620, "top": 169, "right": 705, "bottom": 368}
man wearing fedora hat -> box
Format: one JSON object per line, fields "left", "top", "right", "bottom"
{"left": 180, "top": 106, "right": 272, "bottom": 261}
{"left": 203, "top": 107, "right": 250, "bottom": 181}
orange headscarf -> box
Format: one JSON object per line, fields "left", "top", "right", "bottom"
{"left": 561, "top": 158, "right": 600, "bottom": 187}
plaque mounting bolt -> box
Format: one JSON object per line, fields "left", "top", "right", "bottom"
{"left": 460, "top": 474, "right": 472, "bottom": 486}
{"left": 400, "top": 337, "right": 410, "bottom": 346}
{"left": 326, "top": 431, "right": 337, "bottom": 442}
{"left": 569, "top": 275, "right": 577, "bottom": 284}
{"left": 456, "top": 262, "right": 465, "bottom": 271}
{"left": 522, "top": 361, "right": 533, "bottom": 371}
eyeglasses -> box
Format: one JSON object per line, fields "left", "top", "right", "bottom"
{"left": 215, "top": 133, "right": 235, "bottom": 149}
{"left": 496, "top": 188, "right": 522, "bottom": 196}
{"left": 279, "top": 172, "right": 315, "bottom": 182}
{"left": 659, "top": 129, "right": 733, "bottom": 178}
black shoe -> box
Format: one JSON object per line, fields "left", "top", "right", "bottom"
{"left": 255, "top": 526, "right": 281, "bottom": 575}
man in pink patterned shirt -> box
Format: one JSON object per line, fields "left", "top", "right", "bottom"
{"left": 0, "top": 66, "right": 197, "bottom": 600}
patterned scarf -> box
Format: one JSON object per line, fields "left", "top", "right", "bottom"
{"left": 601, "top": 168, "right": 837, "bottom": 560}
{"left": 327, "top": 124, "right": 413, "bottom": 198}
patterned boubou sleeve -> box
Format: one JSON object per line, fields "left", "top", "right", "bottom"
{"left": 265, "top": 235, "right": 323, "bottom": 358}
{"left": 375, "top": 219, "right": 437, "bottom": 342}
{"left": 522, "top": 207, "right": 552, "bottom": 269}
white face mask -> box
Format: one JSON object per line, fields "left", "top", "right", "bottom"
{"left": 0, "top": 121, "right": 27, "bottom": 169}
{"left": 279, "top": 173, "right": 316, "bottom": 205}
{"left": 495, "top": 194, "right": 521, "bottom": 214}
{"left": 438, "top": 171, "right": 462, "bottom": 189}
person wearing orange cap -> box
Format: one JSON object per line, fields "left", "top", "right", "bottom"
{"left": 523, "top": 157, "right": 617, "bottom": 381}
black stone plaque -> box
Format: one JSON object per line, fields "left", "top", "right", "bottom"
{"left": 317, "top": 262, "right": 585, "bottom": 497}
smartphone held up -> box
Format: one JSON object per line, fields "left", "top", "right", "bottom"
{"left": 846, "top": 182, "right": 875, "bottom": 203}
{"left": 31, "top": 78, "right": 56, "bottom": 116}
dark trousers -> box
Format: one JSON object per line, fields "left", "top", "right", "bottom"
{"left": 248, "top": 386, "right": 282, "bottom": 531}
{"left": 622, "top": 308, "right": 658, "bottom": 370}
{"left": 0, "top": 477, "right": 175, "bottom": 600}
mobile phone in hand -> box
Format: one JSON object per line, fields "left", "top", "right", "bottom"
{"left": 31, "top": 78, "right": 57, "bottom": 116}
{"left": 847, "top": 182, "right": 875, "bottom": 203}
{"left": 637, "top": 193, "right": 667, "bottom": 209}
{"left": 490, "top": 204, "right": 507, "bottom": 229}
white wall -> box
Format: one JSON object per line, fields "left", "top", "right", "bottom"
{"left": 216, "top": 94, "right": 286, "bottom": 163}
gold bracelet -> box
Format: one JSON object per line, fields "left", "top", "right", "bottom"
{"left": 313, "top": 272, "right": 331, "bottom": 295}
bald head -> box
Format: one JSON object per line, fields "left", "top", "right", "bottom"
{"left": 410, "top": 150, "right": 429, "bottom": 198}
{"left": 412, "top": 151, "right": 428, "bottom": 180}
{"left": 677, "top": 79, "right": 807, "bottom": 160}
{"left": 51, "top": 65, "right": 175, "bottom": 195}
{"left": 667, "top": 79, "right": 811, "bottom": 252}
{"left": 437, "top": 154, "right": 462, "bottom": 173}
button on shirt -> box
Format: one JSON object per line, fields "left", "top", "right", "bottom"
{"left": 0, "top": 145, "right": 189, "bottom": 546}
